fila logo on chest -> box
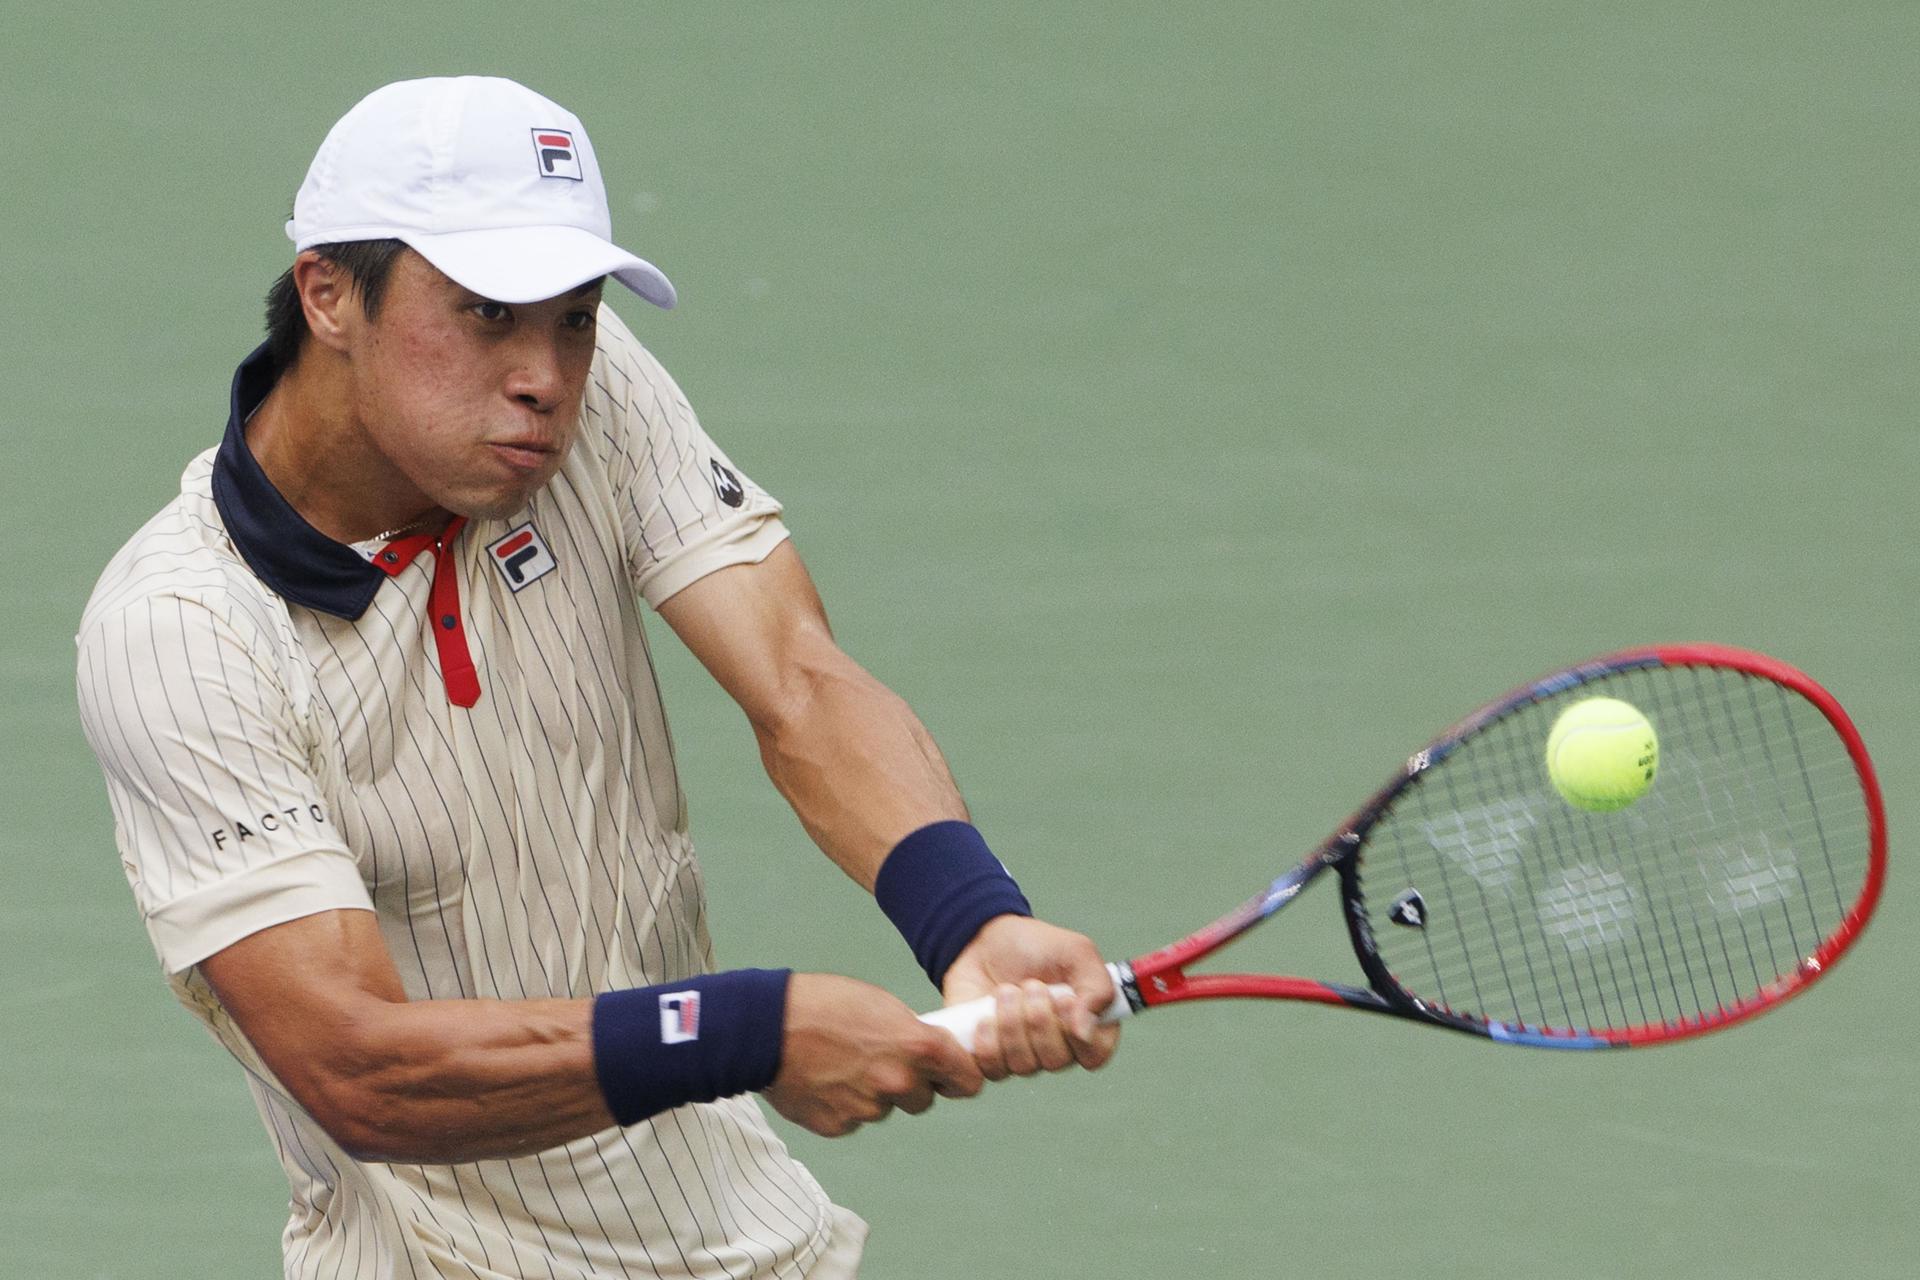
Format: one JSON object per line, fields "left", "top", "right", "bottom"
{"left": 487, "top": 522, "right": 558, "bottom": 591}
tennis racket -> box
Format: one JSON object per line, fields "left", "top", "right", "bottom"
{"left": 922, "top": 644, "right": 1885, "bottom": 1050}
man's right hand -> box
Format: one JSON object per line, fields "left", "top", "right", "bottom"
{"left": 763, "top": 973, "right": 985, "bottom": 1136}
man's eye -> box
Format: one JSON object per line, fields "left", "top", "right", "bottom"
{"left": 563, "top": 310, "right": 597, "bottom": 332}
{"left": 473, "top": 302, "right": 510, "bottom": 322}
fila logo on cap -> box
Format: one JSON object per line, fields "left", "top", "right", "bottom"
{"left": 659, "top": 991, "right": 701, "bottom": 1044}
{"left": 709, "top": 459, "right": 746, "bottom": 508}
{"left": 531, "top": 127, "right": 583, "bottom": 181}
{"left": 487, "top": 522, "right": 558, "bottom": 591}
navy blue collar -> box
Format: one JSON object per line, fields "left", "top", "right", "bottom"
{"left": 210, "top": 343, "right": 388, "bottom": 620}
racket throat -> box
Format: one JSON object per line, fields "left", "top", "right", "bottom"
{"left": 1105, "top": 961, "right": 1145, "bottom": 1020}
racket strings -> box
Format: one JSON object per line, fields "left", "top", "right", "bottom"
{"left": 1361, "top": 666, "right": 1871, "bottom": 1038}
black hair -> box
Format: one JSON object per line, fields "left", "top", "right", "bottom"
{"left": 263, "top": 239, "right": 408, "bottom": 370}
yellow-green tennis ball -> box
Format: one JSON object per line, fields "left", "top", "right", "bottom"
{"left": 1545, "top": 697, "right": 1658, "bottom": 812}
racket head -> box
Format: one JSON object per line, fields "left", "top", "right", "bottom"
{"left": 1341, "top": 644, "right": 1884, "bottom": 1047}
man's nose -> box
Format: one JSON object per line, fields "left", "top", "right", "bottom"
{"left": 505, "top": 339, "right": 567, "bottom": 411}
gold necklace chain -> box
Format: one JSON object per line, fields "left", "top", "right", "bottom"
{"left": 368, "top": 513, "right": 441, "bottom": 544}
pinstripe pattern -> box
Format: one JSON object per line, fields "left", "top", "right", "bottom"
{"left": 76, "top": 309, "right": 849, "bottom": 1278}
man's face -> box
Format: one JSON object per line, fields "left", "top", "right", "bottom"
{"left": 344, "top": 250, "right": 602, "bottom": 521}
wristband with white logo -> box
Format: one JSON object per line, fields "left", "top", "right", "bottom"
{"left": 591, "top": 968, "right": 791, "bottom": 1126}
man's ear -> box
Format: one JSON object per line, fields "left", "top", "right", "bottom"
{"left": 292, "top": 252, "right": 358, "bottom": 354}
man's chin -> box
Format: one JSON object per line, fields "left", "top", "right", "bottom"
{"left": 446, "top": 483, "right": 549, "bottom": 524}
{"left": 456, "top": 501, "right": 530, "bottom": 523}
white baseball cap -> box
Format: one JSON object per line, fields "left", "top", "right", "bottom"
{"left": 286, "top": 76, "right": 675, "bottom": 308}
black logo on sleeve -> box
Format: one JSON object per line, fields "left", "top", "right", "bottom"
{"left": 709, "top": 460, "right": 746, "bottom": 508}
{"left": 210, "top": 803, "right": 329, "bottom": 852}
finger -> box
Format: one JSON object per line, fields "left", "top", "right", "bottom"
{"left": 969, "top": 1002, "right": 1009, "bottom": 1082}
{"left": 871, "top": 1061, "right": 935, "bottom": 1117}
{"left": 815, "top": 1113, "right": 860, "bottom": 1138}
{"left": 1021, "top": 979, "right": 1075, "bottom": 1073}
{"left": 1052, "top": 982, "right": 1097, "bottom": 1042}
{"left": 1049, "top": 983, "right": 1120, "bottom": 1070}
{"left": 1072, "top": 964, "right": 1119, "bottom": 1023}
{"left": 1068, "top": 1017, "right": 1122, "bottom": 1071}
{"left": 920, "top": 1025, "right": 989, "bottom": 1095}
{"left": 996, "top": 983, "right": 1041, "bottom": 1077}
{"left": 892, "top": 1075, "right": 938, "bottom": 1116}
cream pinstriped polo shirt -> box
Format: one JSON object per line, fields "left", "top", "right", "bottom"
{"left": 76, "top": 306, "right": 856, "bottom": 1278}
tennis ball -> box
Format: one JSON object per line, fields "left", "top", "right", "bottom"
{"left": 1545, "top": 697, "right": 1658, "bottom": 812}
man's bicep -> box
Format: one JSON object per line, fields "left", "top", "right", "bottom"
{"left": 199, "top": 907, "right": 405, "bottom": 1016}
{"left": 197, "top": 909, "right": 405, "bottom": 1119}
{"left": 656, "top": 540, "right": 840, "bottom": 726}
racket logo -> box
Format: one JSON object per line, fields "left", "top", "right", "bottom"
{"left": 1389, "top": 889, "right": 1427, "bottom": 928}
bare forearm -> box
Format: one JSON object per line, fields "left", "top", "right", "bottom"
{"left": 298, "top": 995, "right": 609, "bottom": 1163}
{"left": 657, "top": 544, "right": 969, "bottom": 883}
{"left": 203, "top": 912, "right": 792, "bottom": 1164}
{"left": 754, "top": 655, "right": 968, "bottom": 889}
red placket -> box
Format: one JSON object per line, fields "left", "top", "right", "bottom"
{"left": 372, "top": 516, "right": 481, "bottom": 707}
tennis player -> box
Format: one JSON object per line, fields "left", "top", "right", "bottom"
{"left": 75, "top": 76, "right": 1117, "bottom": 1278}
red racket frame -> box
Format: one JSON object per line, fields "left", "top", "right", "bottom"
{"left": 1108, "top": 644, "right": 1886, "bottom": 1048}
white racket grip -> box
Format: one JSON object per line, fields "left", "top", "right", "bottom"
{"left": 918, "top": 962, "right": 1134, "bottom": 1052}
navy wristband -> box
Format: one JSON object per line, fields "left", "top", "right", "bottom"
{"left": 874, "top": 820, "right": 1033, "bottom": 989}
{"left": 591, "top": 968, "right": 791, "bottom": 1127}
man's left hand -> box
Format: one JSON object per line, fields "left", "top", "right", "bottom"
{"left": 940, "top": 915, "right": 1121, "bottom": 1079}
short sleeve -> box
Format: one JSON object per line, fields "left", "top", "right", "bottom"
{"left": 75, "top": 593, "right": 372, "bottom": 973}
{"left": 584, "top": 307, "right": 791, "bottom": 608}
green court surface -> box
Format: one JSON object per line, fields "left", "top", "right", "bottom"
{"left": 3, "top": 3, "right": 1913, "bottom": 1275}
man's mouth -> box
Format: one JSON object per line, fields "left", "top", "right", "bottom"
{"left": 488, "top": 440, "right": 557, "bottom": 472}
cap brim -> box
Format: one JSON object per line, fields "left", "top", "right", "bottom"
{"left": 403, "top": 224, "right": 676, "bottom": 309}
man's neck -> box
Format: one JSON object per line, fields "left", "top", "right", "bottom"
{"left": 245, "top": 351, "right": 444, "bottom": 545}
